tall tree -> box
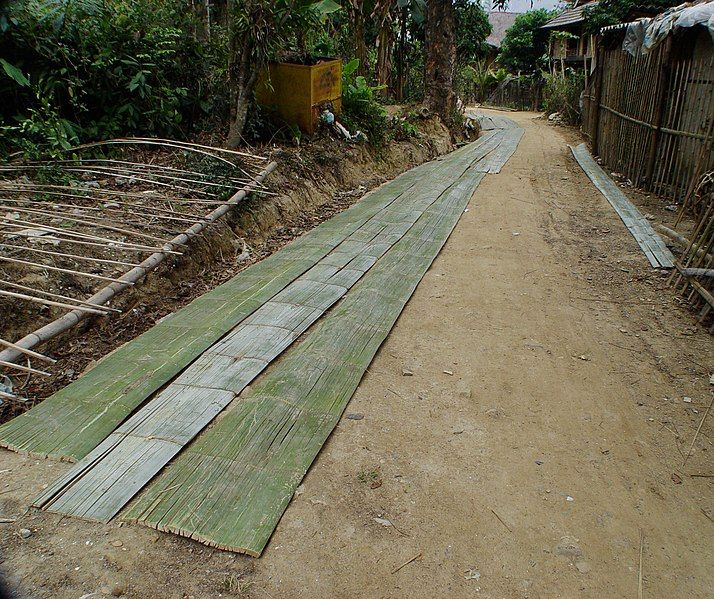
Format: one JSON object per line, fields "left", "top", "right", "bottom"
{"left": 425, "top": 0, "right": 457, "bottom": 126}
{"left": 346, "top": 0, "right": 369, "bottom": 76}
{"left": 373, "top": 0, "right": 396, "bottom": 96}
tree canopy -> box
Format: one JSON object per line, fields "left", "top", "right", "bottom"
{"left": 496, "top": 9, "right": 555, "bottom": 73}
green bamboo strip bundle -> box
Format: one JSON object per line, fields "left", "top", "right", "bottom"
{"left": 122, "top": 156, "right": 501, "bottom": 555}
{"left": 31, "top": 133, "right": 495, "bottom": 521}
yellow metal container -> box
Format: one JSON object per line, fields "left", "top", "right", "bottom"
{"left": 256, "top": 58, "right": 342, "bottom": 135}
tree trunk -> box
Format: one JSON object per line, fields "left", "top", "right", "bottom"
{"left": 373, "top": 0, "right": 395, "bottom": 97}
{"left": 425, "top": 0, "right": 457, "bottom": 127}
{"left": 347, "top": 1, "right": 368, "bottom": 76}
{"left": 226, "top": 28, "right": 261, "bottom": 148}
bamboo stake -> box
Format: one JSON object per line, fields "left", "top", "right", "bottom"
{"left": 0, "top": 161, "right": 278, "bottom": 363}
{"left": 0, "top": 197, "right": 198, "bottom": 225}
{"left": 0, "top": 288, "right": 109, "bottom": 315}
{"left": 123, "top": 137, "right": 267, "bottom": 160}
{"left": 0, "top": 338, "right": 55, "bottom": 363}
{"left": 38, "top": 158, "right": 260, "bottom": 186}
{"left": 0, "top": 255, "right": 132, "bottom": 284}
{"left": 0, "top": 359, "right": 51, "bottom": 376}
{"left": 66, "top": 140, "right": 244, "bottom": 170}
{"left": 0, "top": 229, "right": 157, "bottom": 255}
{"left": 0, "top": 186, "right": 201, "bottom": 219}
{"left": 0, "top": 243, "right": 140, "bottom": 267}
{"left": 0, "top": 203, "right": 179, "bottom": 239}
{"left": 1, "top": 217, "right": 181, "bottom": 253}
{"left": 0, "top": 280, "right": 121, "bottom": 312}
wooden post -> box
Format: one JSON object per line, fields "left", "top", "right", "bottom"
{"left": 591, "top": 41, "right": 605, "bottom": 155}
{"left": 645, "top": 37, "right": 673, "bottom": 186}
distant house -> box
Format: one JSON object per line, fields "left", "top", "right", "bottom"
{"left": 541, "top": 0, "right": 599, "bottom": 70}
{"left": 485, "top": 11, "right": 519, "bottom": 65}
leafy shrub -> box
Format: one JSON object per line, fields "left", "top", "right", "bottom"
{"left": 543, "top": 71, "right": 585, "bottom": 125}
{"left": 0, "top": 0, "right": 222, "bottom": 156}
{"left": 340, "top": 58, "right": 389, "bottom": 146}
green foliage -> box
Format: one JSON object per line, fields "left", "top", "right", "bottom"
{"left": 543, "top": 71, "right": 585, "bottom": 125}
{"left": 583, "top": 0, "right": 680, "bottom": 35}
{"left": 341, "top": 58, "right": 389, "bottom": 146}
{"left": 0, "top": 0, "right": 223, "bottom": 156}
{"left": 497, "top": 9, "right": 556, "bottom": 73}
{"left": 456, "top": 61, "right": 507, "bottom": 103}
{"left": 454, "top": 0, "right": 491, "bottom": 63}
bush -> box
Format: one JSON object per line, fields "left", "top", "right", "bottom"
{"left": 543, "top": 71, "right": 585, "bottom": 125}
{"left": 340, "top": 58, "right": 389, "bottom": 146}
{"left": 0, "top": 0, "right": 222, "bottom": 156}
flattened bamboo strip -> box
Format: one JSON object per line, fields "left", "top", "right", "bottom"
{"left": 33, "top": 130, "right": 517, "bottom": 520}
{"left": 123, "top": 151, "right": 500, "bottom": 556}
{"left": 570, "top": 144, "right": 673, "bottom": 268}
{"left": 0, "top": 139, "right": 491, "bottom": 460}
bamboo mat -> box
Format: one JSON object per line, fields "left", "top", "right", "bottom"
{"left": 32, "top": 138, "right": 494, "bottom": 522}
{"left": 571, "top": 143, "right": 674, "bottom": 268}
{"left": 5, "top": 114, "right": 524, "bottom": 555}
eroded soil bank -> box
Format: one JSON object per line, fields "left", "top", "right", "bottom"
{"left": 1, "top": 111, "right": 712, "bottom": 598}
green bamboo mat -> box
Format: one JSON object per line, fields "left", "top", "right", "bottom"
{"left": 31, "top": 138, "right": 491, "bottom": 522}
{"left": 0, "top": 153, "right": 440, "bottom": 461}
{"left": 121, "top": 158, "right": 500, "bottom": 555}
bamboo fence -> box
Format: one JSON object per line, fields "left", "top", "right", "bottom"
{"left": 583, "top": 29, "right": 714, "bottom": 324}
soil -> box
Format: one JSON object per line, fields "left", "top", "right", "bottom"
{"left": 1, "top": 110, "right": 712, "bottom": 598}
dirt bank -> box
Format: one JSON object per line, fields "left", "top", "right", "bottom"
{"left": 1, "top": 111, "right": 712, "bottom": 598}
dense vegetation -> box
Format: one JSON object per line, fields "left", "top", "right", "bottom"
{"left": 0, "top": 0, "right": 498, "bottom": 157}
{"left": 2, "top": 0, "right": 678, "bottom": 156}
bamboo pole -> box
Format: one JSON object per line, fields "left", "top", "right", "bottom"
{"left": 0, "top": 255, "right": 132, "bottom": 284}
{"left": 0, "top": 359, "right": 51, "bottom": 376}
{"left": 0, "top": 338, "right": 55, "bottom": 363}
{"left": 1, "top": 218, "right": 181, "bottom": 254}
{"left": 0, "top": 161, "right": 278, "bottom": 364}
{"left": 0, "top": 197, "right": 198, "bottom": 225}
{"left": 0, "top": 243, "right": 140, "bottom": 267}
{"left": 0, "top": 288, "right": 109, "bottom": 314}
{"left": 0, "top": 280, "right": 121, "bottom": 312}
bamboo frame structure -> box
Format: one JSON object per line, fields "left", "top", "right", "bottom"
{"left": 1, "top": 138, "right": 275, "bottom": 368}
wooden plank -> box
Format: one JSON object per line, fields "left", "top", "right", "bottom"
{"left": 121, "top": 153, "right": 503, "bottom": 555}
{"left": 32, "top": 132, "right": 510, "bottom": 521}
{"left": 570, "top": 143, "right": 674, "bottom": 269}
{"left": 0, "top": 149, "right": 452, "bottom": 461}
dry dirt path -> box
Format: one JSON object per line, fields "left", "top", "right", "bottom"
{"left": 1, "top": 110, "right": 713, "bottom": 598}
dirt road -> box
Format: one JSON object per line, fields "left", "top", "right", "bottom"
{"left": 1, "top": 110, "right": 712, "bottom": 598}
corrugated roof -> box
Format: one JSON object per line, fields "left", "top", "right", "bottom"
{"left": 486, "top": 11, "right": 519, "bottom": 47}
{"left": 542, "top": 1, "right": 599, "bottom": 29}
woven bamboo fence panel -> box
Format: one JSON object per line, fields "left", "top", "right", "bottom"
{"left": 583, "top": 31, "right": 714, "bottom": 205}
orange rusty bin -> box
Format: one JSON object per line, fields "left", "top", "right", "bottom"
{"left": 256, "top": 58, "right": 342, "bottom": 135}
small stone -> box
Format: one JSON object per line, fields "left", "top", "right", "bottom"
{"left": 19, "top": 528, "right": 31, "bottom": 539}
{"left": 575, "top": 561, "right": 591, "bottom": 574}
{"left": 683, "top": 397, "right": 692, "bottom": 403}
{"left": 110, "top": 540, "right": 123, "bottom": 547}
{"left": 556, "top": 536, "right": 582, "bottom": 558}
{"left": 443, "top": 369, "right": 454, "bottom": 375}
{"left": 566, "top": 495, "right": 574, "bottom": 502}
{"left": 346, "top": 413, "right": 364, "bottom": 420}
{"left": 535, "top": 460, "right": 544, "bottom": 465}
{"left": 402, "top": 369, "right": 413, "bottom": 377}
